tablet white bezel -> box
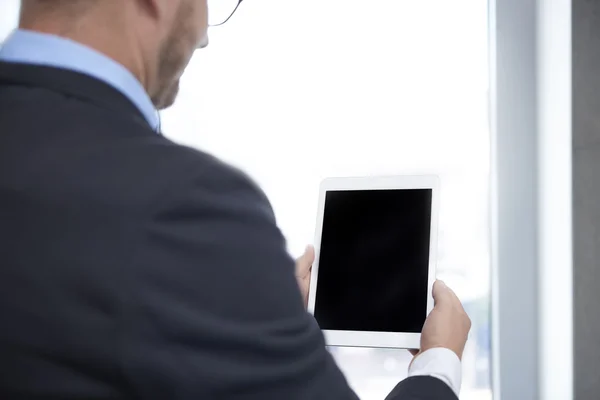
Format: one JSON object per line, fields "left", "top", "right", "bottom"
{"left": 307, "top": 175, "right": 440, "bottom": 350}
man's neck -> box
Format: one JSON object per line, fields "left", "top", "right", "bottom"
{"left": 18, "top": 14, "right": 150, "bottom": 94}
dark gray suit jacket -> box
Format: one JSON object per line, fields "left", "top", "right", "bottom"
{"left": 0, "top": 62, "right": 457, "bottom": 400}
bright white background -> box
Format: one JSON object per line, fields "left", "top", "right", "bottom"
{"left": 1, "top": 1, "right": 491, "bottom": 398}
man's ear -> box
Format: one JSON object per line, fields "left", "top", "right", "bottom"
{"left": 197, "top": 34, "right": 209, "bottom": 49}
{"left": 137, "top": 0, "right": 172, "bottom": 21}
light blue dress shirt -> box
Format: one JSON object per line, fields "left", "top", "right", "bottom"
{"left": 0, "top": 29, "right": 159, "bottom": 131}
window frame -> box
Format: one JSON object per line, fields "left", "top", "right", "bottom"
{"left": 490, "top": 0, "right": 573, "bottom": 398}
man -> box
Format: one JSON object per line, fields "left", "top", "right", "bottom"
{"left": 0, "top": 1, "right": 471, "bottom": 399}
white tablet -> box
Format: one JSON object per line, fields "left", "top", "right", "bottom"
{"left": 307, "top": 175, "right": 440, "bottom": 350}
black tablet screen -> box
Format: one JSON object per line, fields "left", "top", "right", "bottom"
{"left": 313, "top": 189, "right": 432, "bottom": 333}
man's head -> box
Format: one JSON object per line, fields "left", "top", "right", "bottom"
{"left": 20, "top": 0, "right": 209, "bottom": 109}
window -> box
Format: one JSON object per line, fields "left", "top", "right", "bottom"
{"left": 1, "top": 1, "right": 492, "bottom": 398}
{"left": 0, "top": 1, "right": 18, "bottom": 41}
{"left": 165, "top": 2, "right": 491, "bottom": 398}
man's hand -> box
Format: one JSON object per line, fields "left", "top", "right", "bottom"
{"left": 295, "top": 245, "right": 315, "bottom": 308}
{"left": 411, "top": 280, "right": 472, "bottom": 361}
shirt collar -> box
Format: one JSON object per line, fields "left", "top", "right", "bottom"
{"left": 0, "top": 29, "right": 160, "bottom": 131}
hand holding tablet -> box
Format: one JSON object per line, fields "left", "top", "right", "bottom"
{"left": 413, "top": 280, "right": 471, "bottom": 359}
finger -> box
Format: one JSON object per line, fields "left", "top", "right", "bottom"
{"left": 304, "top": 245, "right": 315, "bottom": 261}
{"left": 296, "top": 245, "right": 315, "bottom": 277}
{"left": 298, "top": 245, "right": 315, "bottom": 268}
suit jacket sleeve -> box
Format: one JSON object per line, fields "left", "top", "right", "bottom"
{"left": 120, "top": 161, "right": 457, "bottom": 400}
{"left": 386, "top": 377, "right": 459, "bottom": 400}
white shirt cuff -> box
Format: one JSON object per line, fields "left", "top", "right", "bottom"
{"left": 407, "top": 347, "right": 462, "bottom": 397}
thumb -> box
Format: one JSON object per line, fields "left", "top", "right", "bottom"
{"left": 432, "top": 280, "right": 451, "bottom": 304}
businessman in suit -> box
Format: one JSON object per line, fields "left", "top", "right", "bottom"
{"left": 0, "top": 1, "right": 471, "bottom": 399}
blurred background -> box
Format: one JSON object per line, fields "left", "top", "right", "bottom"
{"left": 1, "top": 1, "right": 491, "bottom": 398}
